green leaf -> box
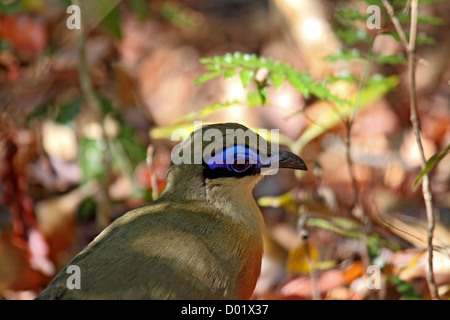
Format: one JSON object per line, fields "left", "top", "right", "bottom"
{"left": 293, "top": 75, "right": 398, "bottom": 152}
{"left": 307, "top": 217, "right": 361, "bottom": 238}
{"left": 240, "top": 69, "right": 255, "bottom": 88}
{"left": 389, "top": 30, "right": 436, "bottom": 46}
{"left": 55, "top": 98, "right": 82, "bottom": 125}
{"left": 307, "top": 217, "right": 398, "bottom": 250}
{"left": 27, "top": 98, "right": 83, "bottom": 127}
{"left": 337, "top": 28, "right": 371, "bottom": 45}
{"left": 332, "top": 217, "right": 361, "bottom": 230}
{"left": 27, "top": 104, "right": 51, "bottom": 125}
{"left": 257, "top": 192, "right": 297, "bottom": 212}
{"left": 116, "top": 124, "right": 146, "bottom": 168}
{"left": 270, "top": 71, "right": 284, "bottom": 90}
{"left": 255, "top": 80, "right": 270, "bottom": 105}
{"left": 335, "top": 7, "right": 367, "bottom": 22}
{"left": 195, "top": 52, "right": 380, "bottom": 118}
{"left": 79, "top": 137, "right": 106, "bottom": 182}
{"left": 98, "top": 94, "right": 117, "bottom": 116}
{"left": 224, "top": 69, "right": 236, "bottom": 79}
{"left": 197, "top": 53, "right": 316, "bottom": 101}
{"left": 285, "top": 72, "right": 311, "bottom": 98}
{"left": 150, "top": 123, "right": 197, "bottom": 140}
{"left": 159, "top": 1, "right": 202, "bottom": 29}
{"left": 416, "top": 32, "right": 436, "bottom": 45}
{"left": 199, "top": 56, "right": 215, "bottom": 64}
{"left": 171, "top": 100, "right": 241, "bottom": 124}
{"left": 194, "top": 70, "right": 224, "bottom": 85}
{"left": 396, "top": 12, "right": 443, "bottom": 26}
{"left": 205, "top": 63, "right": 222, "bottom": 71}
{"left": 101, "top": 6, "right": 122, "bottom": 38}
{"left": 325, "top": 49, "right": 364, "bottom": 62}
{"left": 310, "top": 83, "right": 347, "bottom": 105}
{"left": 77, "top": 197, "right": 96, "bottom": 221}
{"left": 258, "top": 85, "right": 269, "bottom": 104}
{"left": 129, "top": 0, "right": 149, "bottom": 21}
{"left": 413, "top": 144, "right": 450, "bottom": 190}
{"left": 389, "top": 276, "right": 422, "bottom": 300}
{"left": 0, "top": 1, "right": 21, "bottom": 14}
{"left": 247, "top": 92, "right": 263, "bottom": 107}
{"left": 375, "top": 54, "right": 407, "bottom": 65}
{"left": 361, "top": 74, "right": 399, "bottom": 102}
{"left": 326, "top": 71, "right": 357, "bottom": 84}
{"left": 418, "top": 15, "right": 443, "bottom": 26}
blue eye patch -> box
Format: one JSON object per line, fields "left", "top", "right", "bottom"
{"left": 206, "top": 146, "right": 268, "bottom": 173}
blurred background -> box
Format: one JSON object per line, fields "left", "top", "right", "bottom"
{"left": 0, "top": 0, "right": 449, "bottom": 300}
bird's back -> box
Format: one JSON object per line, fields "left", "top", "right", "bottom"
{"left": 36, "top": 195, "right": 263, "bottom": 299}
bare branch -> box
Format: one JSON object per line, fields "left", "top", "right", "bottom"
{"left": 381, "top": 0, "right": 409, "bottom": 50}
{"left": 407, "top": 0, "right": 439, "bottom": 300}
{"left": 382, "top": 0, "right": 440, "bottom": 300}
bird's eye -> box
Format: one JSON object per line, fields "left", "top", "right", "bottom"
{"left": 206, "top": 145, "right": 260, "bottom": 175}
{"left": 230, "top": 159, "right": 250, "bottom": 172}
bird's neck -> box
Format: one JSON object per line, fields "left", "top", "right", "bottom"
{"left": 162, "top": 165, "right": 264, "bottom": 235}
{"left": 204, "top": 176, "right": 264, "bottom": 235}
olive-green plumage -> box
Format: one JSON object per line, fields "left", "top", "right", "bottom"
{"left": 36, "top": 123, "right": 306, "bottom": 300}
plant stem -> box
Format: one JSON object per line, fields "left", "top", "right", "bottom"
{"left": 381, "top": 0, "right": 409, "bottom": 49}
{"left": 408, "top": 0, "right": 439, "bottom": 300}
{"left": 382, "top": 0, "right": 439, "bottom": 300}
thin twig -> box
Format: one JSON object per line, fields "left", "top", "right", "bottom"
{"left": 408, "top": 0, "right": 439, "bottom": 300}
{"left": 381, "top": 0, "right": 429, "bottom": 67}
{"left": 381, "top": 0, "right": 410, "bottom": 49}
{"left": 381, "top": 0, "right": 439, "bottom": 299}
{"left": 403, "top": 0, "right": 411, "bottom": 15}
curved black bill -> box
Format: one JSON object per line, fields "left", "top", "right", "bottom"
{"left": 276, "top": 150, "right": 307, "bottom": 171}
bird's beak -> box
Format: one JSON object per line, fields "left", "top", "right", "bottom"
{"left": 277, "top": 150, "right": 307, "bottom": 171}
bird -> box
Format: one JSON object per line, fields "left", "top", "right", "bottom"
{"left": 36, "top": 122, "right": 307, "bottom": 300}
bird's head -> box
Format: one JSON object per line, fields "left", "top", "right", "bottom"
{"left": 162, "top": 123, "right": 307, "bottom": 201}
